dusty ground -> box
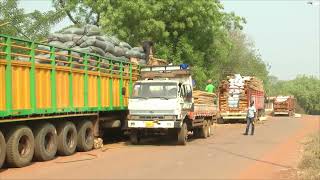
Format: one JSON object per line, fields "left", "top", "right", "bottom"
{"left": 0, "top": 115, "right": 319, "bottom": 179}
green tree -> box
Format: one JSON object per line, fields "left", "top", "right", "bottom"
{"left": 53, "top": 0, "right": 269, "bottom": 89}
{"left": 52, "top": 0, "right": 105, "bottom": 26}
{"left": 0, "top": 0, "right": 64, "bottom": 40}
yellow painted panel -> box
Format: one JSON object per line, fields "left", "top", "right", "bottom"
{"left": 72, "top": 73, "right": 84, "bottom": 107}
{"left": 12, "top": 66, "right": 30, "bottom": 110}
{"left": 100, "top": 77, "right": 109, "bottom": 108}
{"left": 112, "top": 79, "right": 120, "bottom": 107}
{"left": 56, "top": 71, "right": 69, "bottom": 108}
{"left": 88, "top": 75, "right": 98, "bottom": 107}
{"left": 0, "top": 64, "right": 5, "bottom": 110}
{"left": 35, "top": 68, "right": 51, "bottom": 109}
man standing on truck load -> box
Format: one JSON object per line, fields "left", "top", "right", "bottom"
{"left": 205, "top": 79, "right": 215, "bottom": 93}
{"left": 244, "top": 101, "right": 256, "bottom": 135}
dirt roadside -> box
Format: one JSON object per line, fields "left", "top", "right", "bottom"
{"left": 238, "top": 115, "right": 320, "bottom": 179}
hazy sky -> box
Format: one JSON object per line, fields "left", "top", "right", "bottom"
{"left": 222, "top": 0, "right": 319, "bottom": 80}
{"left": 19, "top": 0, "right": 320, "bottom": 80}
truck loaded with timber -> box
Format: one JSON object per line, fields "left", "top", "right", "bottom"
{"left": 218, "top": 74, "right": 265, "bottom": 123}
{"left": 0, "top": 33, "right": 141, "bottom": 168}
{"left": 273, "top": 96, "right": 296, "bottom": 116}
{"left": 127, "top": 65, "right": 219, "bottom": 145}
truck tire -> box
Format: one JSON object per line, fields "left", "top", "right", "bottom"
{"left": 130, "top": 130, "right": 140, "bottom": 145}
{"left": 177, "top": 122, "right": 188, "bottom": 145}
{"left": 76, "top": 120, "right": 94, "bottom": 152}
{"left": 34, "top": 123, "right": 58, "bottom": 161}
{"left": 199, "top": 120, "right": 208, "bottom": 138}
{"left": 0, "top": 130, "right": 6, "bottom": 168}
{"left": 6, "top": 126, "right": 34, "bottom": 168}
{"left": 193, "top": 128, "right": 200, "bottom": 138}
{"left": 57, "top": 121, "right": 77, "bottom": 156}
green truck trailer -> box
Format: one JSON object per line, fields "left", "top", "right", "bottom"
{"left": 0, "top": 34, "right": 139, "bottom": 168}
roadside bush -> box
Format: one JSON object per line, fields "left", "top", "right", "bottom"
{"left": 298, "top": 133, "right": 320, "bottom": 180}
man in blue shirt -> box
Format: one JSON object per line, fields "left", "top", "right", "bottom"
{"left": 244, "top": 101, "right": 256, "bottom": 135}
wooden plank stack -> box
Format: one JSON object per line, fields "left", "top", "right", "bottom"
{"left": 245, "top": 77, "right": 264, "bottom": 92}
{"left": 193, "top": 90, "right": 216, "bottom": 104}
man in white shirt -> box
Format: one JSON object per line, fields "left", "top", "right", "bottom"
{"left": 244, "top": 101, "right": 256, "bottom": 135}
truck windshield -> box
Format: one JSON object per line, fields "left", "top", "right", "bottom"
{"left": 132, "top": 82, "right": 178, "bottom": 99}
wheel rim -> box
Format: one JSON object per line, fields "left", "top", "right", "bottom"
{"left": 18, "top": 135, "right": 31, "bottom": 157}
{"left": 85, "top": 128, "right": 93, "bottom": 145}
{"left": 66, "top": 130, "right": 75, "bottom": 148}
{"left": 44, "top": 132, "right": 54, "bottom": 153}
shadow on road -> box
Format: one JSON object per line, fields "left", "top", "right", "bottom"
{"left": 0, "top": 168, "right": 8, "bottom": 173}
{"left": 207, "top": 145, "right": 295, "bottom": 170}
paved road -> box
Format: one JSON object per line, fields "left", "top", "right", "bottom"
{"left": 0, "top": 115, "right": 319, "bottom": 179}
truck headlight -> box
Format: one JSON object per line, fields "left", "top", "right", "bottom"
{"left": 164, "top": 115, "right": 176, "bottom": 120}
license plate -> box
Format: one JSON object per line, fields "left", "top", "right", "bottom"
{"left": 145, "top": 121, "right": 154, "bottom": 128}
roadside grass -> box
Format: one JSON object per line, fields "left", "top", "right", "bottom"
{"left": 298, "top": 133, "right": 320, "bottom": 180}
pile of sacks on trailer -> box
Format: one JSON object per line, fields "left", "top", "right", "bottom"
{"left": 34, "top": 25, "right": 146, "bottom": 68}
{"left": 275, "top": 96, "right": 290, "bottom": 103}
{"left": 219, "top": 74, "right": 263, "bottom": 109}
{"left": 227, "top": 74, "right": 251, "bottom": 108}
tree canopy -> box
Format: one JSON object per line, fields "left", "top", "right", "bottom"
{"left": 0, "top": 0, "right": 64, "bottom": 41}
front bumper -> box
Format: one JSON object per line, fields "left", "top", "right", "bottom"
{"left": 128, "top": 120, "right": 182, "bottom": 128}
{"left": 220, "top": 112, "right": 247, "bottom": 119}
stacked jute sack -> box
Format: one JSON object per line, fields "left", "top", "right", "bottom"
{"left": 219, "top": 74, "right": 263, "bottom": 109}
{"left": 33, "top": 25, "right": 146, "bottom": 68}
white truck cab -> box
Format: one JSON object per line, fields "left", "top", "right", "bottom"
{"left": 127, "top": 65, "right": 193, "bottom": 144}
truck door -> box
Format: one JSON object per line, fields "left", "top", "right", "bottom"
{"left": 180, "top": 84, "right": 193, "bottom": 111}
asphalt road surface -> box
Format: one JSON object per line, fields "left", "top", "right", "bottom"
{"left": 0, "top": 115, "right": 319, "bottom": 179}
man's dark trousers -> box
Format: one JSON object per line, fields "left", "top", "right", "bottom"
{"left": 245, "top": 117, "right": 255, "bottom": 135}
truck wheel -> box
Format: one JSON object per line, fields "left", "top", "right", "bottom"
{"left": 6, "top": 126, "right": 34, "bottom": 168}
{"left": 0, "top": 130, "right": 6, "bottom": 168}
{"left": 199, "top": 120, "right": 208, "bottom": 138}
{"left": 193, "top": 128, "right": 200, "bottom": 138}
{"left": 34, "top": 123, "right": 58, "bottom": 161}
{"left": 130, "top": 130, "right": 140, "bottom": 145}
{"left": 77, "top": 120, "right": 94, "bottom": 152}
{"left": 177, "top": 122, "right": 188, "bottom": 145}
{"left": 57, "top": 121, "right": 77, "bottom": 156}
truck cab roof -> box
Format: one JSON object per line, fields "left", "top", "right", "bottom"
{"left": 136, "top": 79, "right": 179, "bottom": 84}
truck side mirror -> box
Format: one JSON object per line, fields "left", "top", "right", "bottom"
{"left": 122, "top": 87, "right": 126, "bottom": 96}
